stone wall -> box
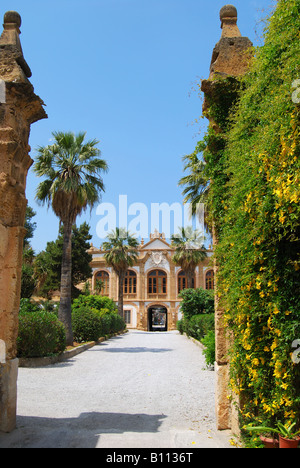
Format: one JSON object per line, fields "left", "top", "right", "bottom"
{"left": 201, "top": 5, "right": 252, "bottom": 432}
{"left": 0, "top": 11, "right": 46, "bottom": 432}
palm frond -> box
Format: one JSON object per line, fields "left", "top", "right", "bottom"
{"left": 34, "top": 131, "right": 108, "bottom": 224}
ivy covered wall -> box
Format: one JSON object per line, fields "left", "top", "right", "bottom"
{"left": 213, "top": 0, "right": 300, "bottom": 440}
{"left": 181, "top": 0, "right": 300, "bottom": 443}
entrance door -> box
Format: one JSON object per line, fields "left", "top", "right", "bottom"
{"left": 148, "top": 306, "right": 168, "bottom": 332}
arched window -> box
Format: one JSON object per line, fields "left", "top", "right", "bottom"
{"left": 148, "top": 270, "right": 167, "bottom": 296}
{"left": 95, "top": 270, "right": 110, "bottom": 296}
{"left": 206, "top": 270, "right": 214, "bottom": 290}
{"left": 123, "top": 270, "right": 137, "bottom": 296}
{"left": 178, "top": 270, "right": 195, "bottom": 294}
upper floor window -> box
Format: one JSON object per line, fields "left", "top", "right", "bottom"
{"left": 148, "top": 270, "right": 167, "bottom": 295}
{"left": 178, "top": 270, "right": 195, "bottom": 294}
{"left": 95, "top": 270, "right": 110, "bottom": 296}
{"left": 206, "top": 270, "right": 214, "bottom": 290}
{"left": 124, "top": 270, "right": 137, "bottom": 295}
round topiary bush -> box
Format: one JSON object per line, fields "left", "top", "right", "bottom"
{"left": 72, "top": 307, "right": 103, "bottom": 342}
{"left": 17, "top": 310, "right": 66, "bottom": 358}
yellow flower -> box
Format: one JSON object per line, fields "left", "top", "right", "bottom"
{"left": 279, "top": 214, "right": 286, "bottom": 224}
{"left": 290, "top": 192, "right": 298, "bottom": 203}
{"left": 271, "top": 339, "right": 278, "bottom": 351}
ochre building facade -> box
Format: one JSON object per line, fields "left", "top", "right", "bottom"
{"left": 88, "top": 231, "right": 214, "bottom": 331}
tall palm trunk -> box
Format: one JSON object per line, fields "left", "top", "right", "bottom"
{"left": 186, "top": 268, "right": 195, "bottom": 289}
{"left": 58, "top": 220, "right": 73, "bottom": 345}
{"left": 118, "top": 270, "right": 125, "bottom": 320}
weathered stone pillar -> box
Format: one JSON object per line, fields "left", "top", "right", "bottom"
{"left": 201, "top": 5, "right": 252, "bottom": 431}
{"left": 0, "top": 11, "right": 46, "bottom": 432}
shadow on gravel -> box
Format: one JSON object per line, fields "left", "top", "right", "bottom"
{"left": 0, "top": 411, "right": 167, "bottom": 448}
{"left": 99, "top": 347, "right": 173, "bottom": 353}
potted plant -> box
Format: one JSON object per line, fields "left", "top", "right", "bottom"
{"left": 245, "top": 422, "right": 300, "bottom": 448}
{"left": 276, "top": 422, "right": 300, "bottom": 448}
{"left": 258, "top": 434, "right": 279, "bottom": 449}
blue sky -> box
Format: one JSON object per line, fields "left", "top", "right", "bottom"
{"left": 1, "top": 0, "right": 275, "bottom": 252}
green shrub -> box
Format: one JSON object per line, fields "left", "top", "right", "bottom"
{"left": 72, "top": 295, "right": 117, "bottom": 314}
{"left": 179, "top": 288, "right": 215, "bottom": 319}
{"left": 201, "top": 331, "right": 215, "bottom": 367}
{"left": 71, "top": 305, "right": 126, "bottom": 342}
{"left": 190, "top": 314, "right": 214, "bottom": 340}
{"left": 179, "top": 313, "right": 214, "bottom": 341}
{"left": 110, "top": 313, "right": 126, "bottom": 333}
{"left": 99, "top": 311, "right": 113, "bottom": 335}
{"left": 176, "top": 319, "right": 185, "bottom": 335}
{"left": 19, "top": 298, "right": 40, "bottom": 315}
{"left": 72, "top": 307, "right": 103, "bottom": 342}
{"left": 17, "top": 310, "right": 66, "bottom": 358}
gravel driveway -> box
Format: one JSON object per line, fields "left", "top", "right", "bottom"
{"left": 0, "top": 330, "right": 232, "bottom": 448}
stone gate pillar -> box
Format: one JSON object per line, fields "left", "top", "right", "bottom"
{"left": 0, "top": 11, "right": 46, "bottom": 432}
{"left": 201, "top": 5, "right": 252, "bottom": 431}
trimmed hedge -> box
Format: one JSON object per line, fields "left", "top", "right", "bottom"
{"left": 177, "top": 313, "right": 215, "bottom": 367}
{"left": 177, "top": 313, "right": 214, "bottom": 341}
{"left": 72, "top": 294, "right": 117, "bottom": 314}
{"left": 71, "top": 307, "right": 126, "bottom": 343}
{"left": 17, "top": 308, "right": 66, "bottom": 358}
{"left": 71, "top": 307, "right": 104, "bottom": 342}
{"left": 71, "top": 295, "right": 126, "bottom": 343}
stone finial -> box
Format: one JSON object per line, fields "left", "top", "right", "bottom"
{"left": 220, "top": 4, "right": 241, "bottom": 38}
{"left": 3, "top": 11, "right": 22, "bottom": 30}
{"left": 0, "top": 11, "right": 32, "bottom": 78}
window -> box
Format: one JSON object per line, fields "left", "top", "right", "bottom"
{"left": 178, "top": 270, "right": 195, "bottom": 293}
{"left": 95, "top": 270, "right": 110, "bottom": 296}
{"left": 148, "top": 270, "right": 167, "bottom": 295}
{"left": 123, "top": 270, "right": 137, "bottom": 295}
{"left": 124, "top": 310, "right": 131, "bottom": 325}
{"left": 206, "top": 270, "right": 214, "bottom": 290}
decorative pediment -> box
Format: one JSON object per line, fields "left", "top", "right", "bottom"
{"left": 141, "top": 231, "right": 171, "bottom": 250}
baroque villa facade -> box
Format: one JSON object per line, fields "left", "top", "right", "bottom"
{"left": 88, "top": 231, "right": 214, "bottom": 331}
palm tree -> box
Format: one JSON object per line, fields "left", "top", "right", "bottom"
{"left": 171, "top": 226, "right": 207, "bottom": 289}
{"left": 34, "top": 131, "right": 108, "bottom": 344}
{"left": 103, "top": 228, "right": 139, "bottom": 319}
{"left": 179, "top": 143, "right": 210, "bottom": 232}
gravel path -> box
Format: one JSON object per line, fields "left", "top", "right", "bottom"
{"left": 0, "top": 330, "right": 232, "bottom": 448}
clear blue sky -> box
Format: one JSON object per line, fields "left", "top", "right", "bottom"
{"left": 1, "top": 0, "right": 275, "bottom": 252}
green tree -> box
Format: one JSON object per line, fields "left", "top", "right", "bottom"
{"left": 171, "top": 226, "right": 207, "bottom": 289}
{"left": 34, "top": 131, "right": 108, "bottom": 344}
{"left": 35, "top": 222, "right": 93, "bottom": 299}
{"left": 21, "top": 207, "right": 37, "bottom": 298}
{"left": 23, "top": 206, "right": 37, "bottom": 249}
{"left": 103, "top": 228, "right": 139, "bottom": 319}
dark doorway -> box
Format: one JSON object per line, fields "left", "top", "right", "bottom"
{"left": 148, "top": 306, "right": 168, "bottom": 332}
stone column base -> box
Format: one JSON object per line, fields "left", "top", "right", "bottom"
{"left": 215, "top": 361, "right": 231, "bottom": 430}
{"left": 0, "top": 358, "right": 18, "bottom": 433}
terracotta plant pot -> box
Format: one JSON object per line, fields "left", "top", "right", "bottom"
{"left": 279, "top": 436, "right": 300, "bottom": 448}
{"left": 259, "top": 435, "right": 279, "bottom": 448}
